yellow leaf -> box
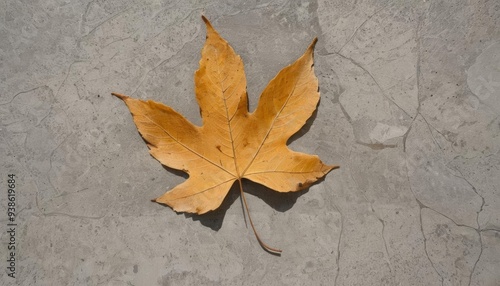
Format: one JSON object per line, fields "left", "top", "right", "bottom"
{"left": 112, "top": 16, "right": 338, "bottom": 253}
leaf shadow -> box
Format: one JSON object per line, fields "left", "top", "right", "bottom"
{"left": 161, "top": 165, "right": 188, "bottom": 179}
{"left": 177, "top": 178, "right": 322, "bottom": 231}
{"left": 242, "top": 179, "right": 309, "bottom": 212}
{"left": 286, "top": 99, "right": 319, "bottom": 146}
{"left": 183, "top": 184, "right": 241, "bottom": 231}
{"left": 156, "top": 165, "right": 238, "bottom": 231}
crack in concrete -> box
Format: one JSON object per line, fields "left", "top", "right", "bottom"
{"left": 402, "top": 16, "right": 424, "bottom": 152}
{"left": 337, "top": 98, "right": 352, "bottom": 123}
{"left": 102, "top": 34, "right": 135, "bottom": 48}
{"left": 149, "top": 3, "right": 178, "bottom": 22}
{"left": 33, "top": 86, "right": 56, "bottom": 127}
{"left": 131, "top": 33, "right": 200, "bottom": 96}
{"left": 51, "top": 187, "right": 91, "bottom": 199}
{"left": 333, "top": 201, "right": 343, "bottom": 286}
{"left": 39, "top": 211, "right": 105, "bottom": 220}
{"left": 79, "top": 0, "right": 97, "bottom": 35}
{"left": 481, "top": 228, "right": 500, "bottom": 233}
{"left": 356, "top": 140, "right": 397, "bottom": 150}
{"left": 347, "top": 149, "right": 394, "bottom": 275}
{"left": 407, "top": 176, "right": 445, "bottom": 285}
{"left": 405, "top": 155, "right": 487, "bottom": 286}
{"left": 225, "top": 1, "right": 283, "bottom": 17}
{"left": 403, "top": 62, "right": 488, "bottom": 281}
{"left": 55, "top": 60, "right": 86, "bottom": 98}
{"left": 360, "top": 189, "right": 394, "bottom": 275}
{"left": 319, "top": 47, "right": 413, "bottom": 121}
{"left": 421, "top": 114, "right": 445, "bottom": 152}
{"left": 468, "top": 231, "right": 483, "bottom": 286}
{"left": 337, "top": 6, "right": 387, "bottom": 54}
{"left": 450, "top": 170, "right": 485, "bottom": 228}
{"left": 336, "top": 52, "right": 412, "bottom": 118}
{"left": 34, "top": 107, "right": 53, "bottom": 127}
{"left": 378, "top": 217, "right": 393, "bottom": 274}
{"left": 361, "top": 191, "right": 394, "bottom": 274}
{"left": 47, "top": 134, "right": 71, "bottom": 196}
{"left": 34, "top": 182, "right": 104, "bottom": 220}
{"left": 449, "top": 168, "right": 485, "bottom": 286}
{"left": 0, "top": 86, "right": 44, "bottom": 106}
{"left": 138, "top": 6, "right": 205, "bottom": 49}
{"left": 79, "top": 7, "right": 134, "bottom": 41}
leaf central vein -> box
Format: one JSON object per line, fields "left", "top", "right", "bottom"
{"left": 142, "top": 114, "right": 236, "bottom": 178}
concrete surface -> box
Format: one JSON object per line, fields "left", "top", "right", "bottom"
{"left": 1, "top": 0, "right": 499, "bottom": 285}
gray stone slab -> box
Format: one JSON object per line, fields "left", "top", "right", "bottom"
{"left": 1, "top": 0, "right": 499, "bottom": 285}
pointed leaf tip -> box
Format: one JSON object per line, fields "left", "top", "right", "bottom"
{"left": 201, "top": 15, "right": 214, "bottom": 32}
{"left": 310, "top": 37, "right": 318, "bottom": 49}
{"left": 302, "top": 38, "right": 318, "bottom": 62}
{"left": 307, "top": 37, "right": 318, "bottom": 54}
{"left": 111, "top": 92, "right": 128, "bottom": 100}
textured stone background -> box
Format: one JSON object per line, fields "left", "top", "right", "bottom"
{"left": 1, "top": 0, "right": 499, "bottom": 285}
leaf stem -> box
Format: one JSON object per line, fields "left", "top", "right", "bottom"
{"left": 237, "top": 179, "right": 282, "bottom": 254}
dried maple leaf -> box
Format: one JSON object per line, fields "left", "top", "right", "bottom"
{"left": 112, "top": 16, "right": 337, "bottom": 253}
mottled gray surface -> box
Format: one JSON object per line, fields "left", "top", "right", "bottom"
{"left": 1, "top": 1, "right": 499, "bottom": 285}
